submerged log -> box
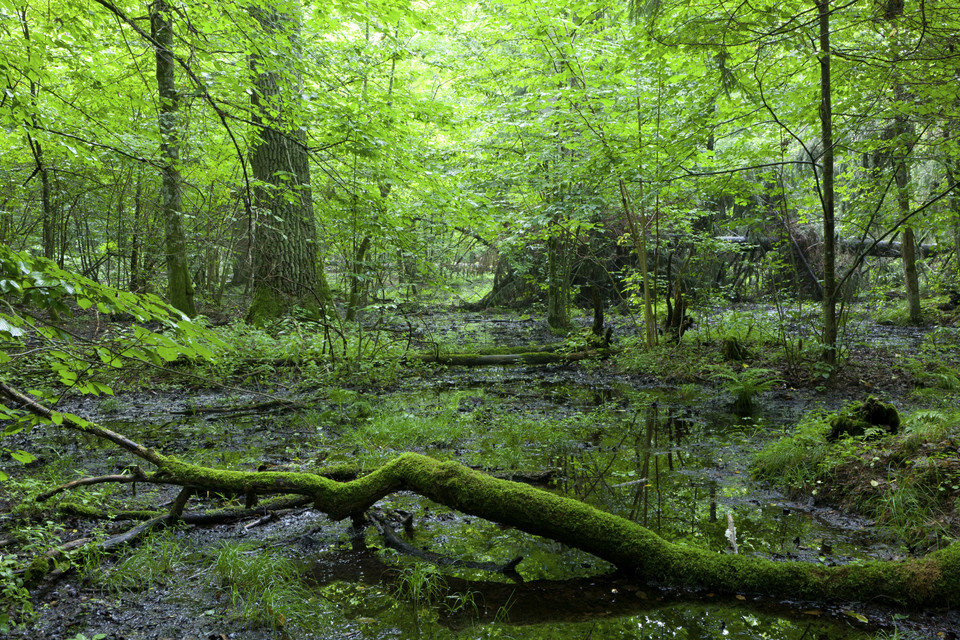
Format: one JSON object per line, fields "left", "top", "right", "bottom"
{"left": 2, "top": 381, "right": 959, "bottom": 610}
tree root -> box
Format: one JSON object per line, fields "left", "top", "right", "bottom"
{"left": 3, "top": 381, "right": 960, "bottom": 609}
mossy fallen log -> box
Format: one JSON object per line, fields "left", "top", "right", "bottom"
{"left": 417, "top": 348, "right": 605, "bottom": 366}
{"left": 66, "top": 451, "right": 960, "bottom": 608}
{"left": 2, "top": 382, "right": 958, "bottom": 609}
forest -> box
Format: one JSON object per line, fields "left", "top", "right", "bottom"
{"left": 1, "top": 0, "right": 960, "bottom": 637}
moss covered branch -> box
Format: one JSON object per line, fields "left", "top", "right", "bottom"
{"left": 417, "top": 349, "right": 606, "bottom": 366}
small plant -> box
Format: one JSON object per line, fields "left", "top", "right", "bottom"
{"left": 0, "top": 555, "right": 35, "bottom": 632}
{"left": 213, "top": 542, "right": 323, "bottom": 633}
{"left": 102, "top": 530, "right": 191, "bottom": 591}
{"left": 710, "top": 366, "right": 782, "bottom": 416}
{"left": 395, "top": 563, "right": 446, "bottom": 608}
{"left": 98, "top": 397, "right": 123, "bottom": 415}
{"left": 393, "top": 562, "right": 447, "bottom": 632}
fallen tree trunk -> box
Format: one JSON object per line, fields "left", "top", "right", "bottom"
{"left": 416, "top": 348, "right": 605, "bottom": 366}
{"left": 2, "top": 382, "right": 958, "bottom": 609}
{"left": 718, "top": 236, "right": 938, "bottom": 259}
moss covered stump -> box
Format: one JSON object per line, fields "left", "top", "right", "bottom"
{"left": 828, "top": 396, "right": 900, "bottom": 441}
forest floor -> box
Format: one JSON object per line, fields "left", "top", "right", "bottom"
{"left": 2, "top": 302, "right": 960, "bottom": 639}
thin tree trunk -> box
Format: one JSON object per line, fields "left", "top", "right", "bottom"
{"left": 26, "top": 135, "right": 55, "bottom": 260}
{"left": 19, "top": 8, "right": 56, "bottom": 262}
{"left": 620, "top": 179, "right": 656, "bottom": 347}
{"left": 151, "top": 0, "right": 196, "bottom": 317}
{"left": 946, "top": 152, "right": 960, "bottom": 282}
{"left": 345, "top": 235, "right": 371, "bottom": 322}
{"left": 887, "top": 4, "right": 921, "bottom": 324}
{"left": 817, "top": 0, "right": 837, "bottom": 367}
{"left": 129, "top": 177, "right": 144, "bottom": 292}
{"left": 547, "top": 231, "right": 571, "bottom": 330}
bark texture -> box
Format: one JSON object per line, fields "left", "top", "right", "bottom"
{"left": 817, "top": 0, "right": 837, "bottom": 367}
{"left": 151, "top": 0, "right": 196, "bottom": 317}
{"left": 246, "top": 3, "right": 322, "bottom": 325}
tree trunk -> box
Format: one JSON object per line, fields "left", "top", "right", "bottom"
{"left": 946, "top": 151, "right": 960, "bottom": 283}
{"left": 887, "top": 3, "right": 921, "bottom": 324}
{"left": 345, "top": 235, "right": 371, "bottom": 322}
{"left": 894, "top": 128, "right": 920, "bottom": 324}
{"left": 902, "top": 224, "right": 921, "bottom": 322}
{"left": 245, "top": 3, "right": 323, "bottom": 325}
{"left": 817, "top": 0, "right": 838, "bottom": 368}
{"left": 20, "top": 8, "right": 57, "bottom": 263}
{"left": 547, "top": 232, "right": 571, "bottom": 330}
{"left": 129, "top": 176, "right": 144, "bottom": 292}
{"left": 620, "top": 179, "right": 657, "bottom": 347}
{"left": 26, "top": 135, "right": 56, "bottom": 261}
{"left": 150, "top": 0, "right": 196, "bottom": 317}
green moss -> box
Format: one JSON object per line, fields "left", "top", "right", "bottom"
{"left": 24, "top": 555, "right": 51, "bottom": 588}
{"left": 245, "top": 288, "right": 287, "bottom": 327}
{"left": 57, "top": 502, "right": 102, "bottom": 518}
{"left": 828, "top": 396, "right": 900, "bottom": 440}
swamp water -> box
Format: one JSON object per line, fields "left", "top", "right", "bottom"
{"left": 24, "top": 367, "right": 934, "bottom": 640}
{"left": 10, "top": 313, "right": 954, "bottom": 639}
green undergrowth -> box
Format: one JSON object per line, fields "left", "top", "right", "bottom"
{"left": 615, "top": 336, "right": 720, "bottom": 382}
{"left": 323, "top": 388, "right": 586, "bottom": 474}
{"left": 212, "top": 542, "right": 326, "bottom": 633}
{"left": 871, "top": 293, "right": 960, "bottom": 327}
{"left": 86, "top": 530, "right": 193, "bottom": 591}
{"left": 752, "top": 406, "right": 960, "bottom": 550}
{"left": 82, "top": 534, "right": 330, "bottom": 635}
{"left": 613, "top": 304, "right": 832, "bottom": 385}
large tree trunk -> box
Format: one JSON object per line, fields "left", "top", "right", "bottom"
{"left": 4, "top": 381, "right": 959, "bottom": 611}
{"left": 245, "top": 2, "right": 324, "bottom": 325}
{"left": 151, "top": 0, "right": 196, "bottom": 317}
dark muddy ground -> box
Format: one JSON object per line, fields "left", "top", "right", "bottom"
{"left": 2, "top": 307, "right": 960, "bottom": 639}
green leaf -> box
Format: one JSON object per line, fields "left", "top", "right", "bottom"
{"left": 10, "top": 450, "right": 36, "bottom": 464}
{"left": 156, "top": 346, "right": 181, "bottom": 362}
{"left": 843, "top": 610, "right": 869, "bottom": 623}
{"left": 61, "top": 413, "right": 90, "bottom": 428}
{"left": 0, "top": 317, "right": 23, "bottom": 338}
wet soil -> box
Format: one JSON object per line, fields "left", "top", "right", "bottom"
{"left": 2, "top": 307, "right": 959, "bottom": 639}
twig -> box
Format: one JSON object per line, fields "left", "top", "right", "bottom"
{"left": 38, "top": 467, "right": 148, "bottom": 502}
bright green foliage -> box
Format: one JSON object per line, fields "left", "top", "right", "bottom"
{"left": 0, "top": 554, "right": 34, "bottom": 632}
{"left": 1, "top": 0, "right": 959, "bottom": 336}
{"left": 0, "top": 245, "right": 225, "bottom": 478}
